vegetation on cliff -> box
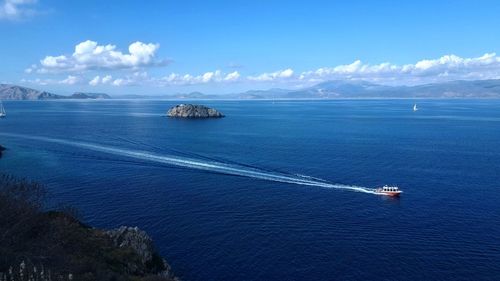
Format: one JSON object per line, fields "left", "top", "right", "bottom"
{"left": 0, "top": 174, "right": 178, "bottom": 281}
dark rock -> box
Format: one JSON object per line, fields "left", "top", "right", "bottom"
{"left": 106, "top": 226, "right": 179, "bottom": 280}
{"left": 106, "top": 226, "right": 155, "bottom": 266}
{"left": 167, "top": 104, "right": 224, "bottom": 118}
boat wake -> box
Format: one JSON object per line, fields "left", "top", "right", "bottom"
{"left": 0, "top": 133, "right": 378, "bottom": 195}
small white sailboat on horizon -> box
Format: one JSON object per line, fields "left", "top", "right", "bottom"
{"left": 413, "top": 103, "right": 418, "bottom": 112}
{"left": 0, "top": 101, "right": 6, "bottom": 118}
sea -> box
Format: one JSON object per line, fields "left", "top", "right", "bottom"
{"left": 0, "top": 99, "right": 499, "bottom": 281}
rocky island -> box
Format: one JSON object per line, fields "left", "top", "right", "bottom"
{"left": 167, "top": 104, "right": 224, "bottom": 118}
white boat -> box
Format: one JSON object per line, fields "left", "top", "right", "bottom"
{"left": 375, "top": 185, "right": 402, "bottom": 197}
{"left": 413, "top": 104, "right": 418, "bottom": 112}
{"left": 0, "top": 101, "right": 5, "bottom": 118}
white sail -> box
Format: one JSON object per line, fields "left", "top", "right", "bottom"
{"left": 413, "top": 104, "right": 418, "bottom": 111}
{"left": 0, "top": 101, "right": 5, "bottom": 117}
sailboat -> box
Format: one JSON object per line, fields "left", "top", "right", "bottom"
{"left": 0, "top": 101, "right": 5, "bottom": 118}
{"left": 413, "top": 103, "right": 418, "bottom": 112}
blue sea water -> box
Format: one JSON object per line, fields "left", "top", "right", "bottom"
{"left": 0, "top": 99, "right": 499, "bottom": 281}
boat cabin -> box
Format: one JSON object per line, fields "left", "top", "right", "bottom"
{"left": 382, "top": 185, "right": 399, "bottom": 192}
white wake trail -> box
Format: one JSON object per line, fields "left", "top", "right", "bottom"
{"left": 0, "top": 133, "right": 377, "bottom": 194}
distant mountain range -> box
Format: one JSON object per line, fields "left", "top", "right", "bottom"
{"left": 114, "top": 79, "right": 500, "bottom": 99}
{"left": 233, "top": 79, "right": 500, "bottom": 99}
{"left": 0, "top": 84, "right": 111, "bottom": 100}
{"left": 2, "top": 79, "right": 500, "bottom": 100}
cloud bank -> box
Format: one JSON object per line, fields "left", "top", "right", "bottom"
{"left": 24, "top": 51, "right": 500, "bottom": 88}
{"left": 298, "top": 53, "right": 500, "bottom": 84}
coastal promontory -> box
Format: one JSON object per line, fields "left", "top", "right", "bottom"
{"left": 167, "top": 104, "right": 224, "bottom": 118}
{"left": 0, "top": 174, "right": 179, "bottom": 281}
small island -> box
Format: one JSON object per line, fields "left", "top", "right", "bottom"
{"left": 70, "top": 92, "right": 111, "bottom": 99}
{"left": 167, "top": 104, "right": 224, "bottom": 118}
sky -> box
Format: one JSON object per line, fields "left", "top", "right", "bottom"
{"left": 1, "top": 0, "right": 500, "bottom": 96}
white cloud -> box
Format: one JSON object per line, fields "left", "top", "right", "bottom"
{"left": 112, "top": 78, "right": 125, "bottom": 86}
{"left": 248, "top": 68, "right": 294, "bottom": 81}
{"left": 89, "top": 76, "right": 100, "bottom": 86}
{"left": 89, "top": 75, "right": 113, "bottom": 86}
{"left": 224, "top": 71, "right": 240, "bottom": 81}
{"left": 102, "top": 75, "right": 113, "bottom": 84}
{"left": 201, "top": 71, "right": 217, "bottom": 83}
{"left": 59, "top": 75, "right": 79, "bottom": 85}
{"left": 0, "top": 0, "right": 37, "bottom": 20}
{"left": 34, "top": 40, "right": 166, "bottom": 73}
{"left": 157, "top": 70, "right": 240, "bottom": 86}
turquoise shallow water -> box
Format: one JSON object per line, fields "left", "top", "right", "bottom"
{"left": 0, "top": 99, "right": 499, "bottom": 281}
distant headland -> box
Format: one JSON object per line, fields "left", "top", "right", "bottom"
{"left": 0, "top": 84, "right": 110, "bottom": 100}
{"left": 167, "top": 104, "right": 224, "bottom": 118}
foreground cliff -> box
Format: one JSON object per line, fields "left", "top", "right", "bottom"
{"left": 167, "top": 104, "right": 224, "bottom": 118}
{"left": 0, "top": 174, "right": 179, "bottom": 281}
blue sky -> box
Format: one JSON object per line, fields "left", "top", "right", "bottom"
{"left": 1, "top": 0, "right": 500, "bottom": 95}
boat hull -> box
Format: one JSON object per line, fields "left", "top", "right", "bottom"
{"left": 377, "top": 191, "right": 401, "bottom": 197}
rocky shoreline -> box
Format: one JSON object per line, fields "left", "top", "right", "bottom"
{"left": 106, "top": 226, "right": 178, "bottom": 280}
{"left": 0, "top": 224, "right": 179, "bottom": 281}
